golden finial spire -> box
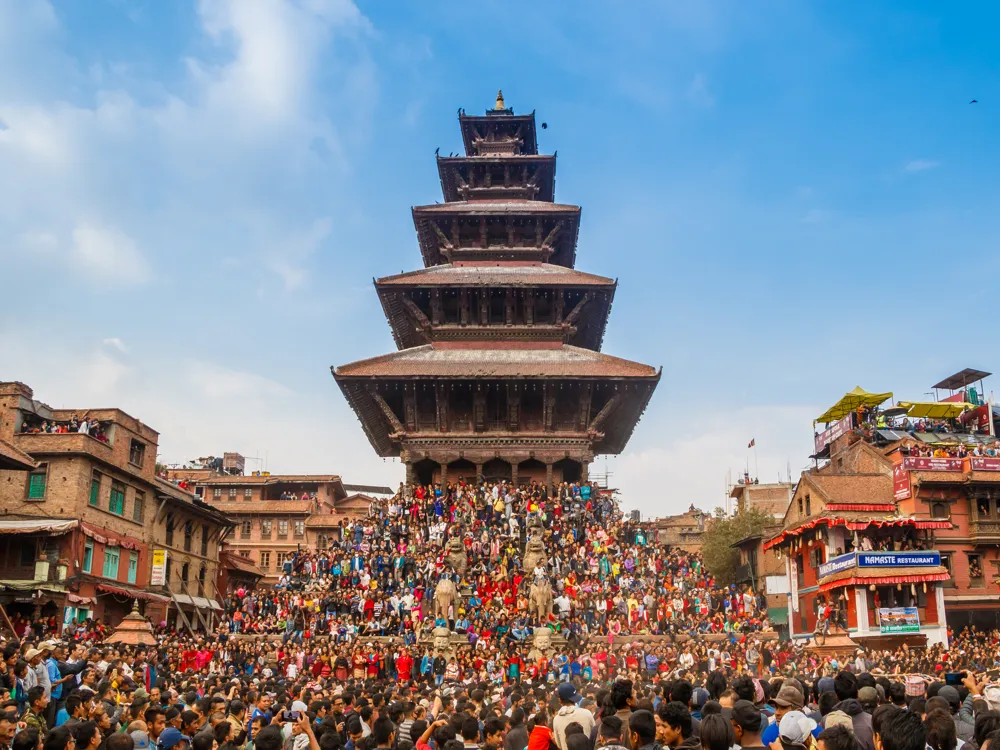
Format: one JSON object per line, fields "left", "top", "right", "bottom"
{"left": 495, "top": 89, "right": 505, "bottom": 110}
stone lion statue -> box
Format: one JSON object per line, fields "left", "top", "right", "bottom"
{"left": 434, "top": 577, "right": 458, "bottom": 620}
{"left": 432, "top": 625, "right": 453, "bottom": 655}
{"left": 529, "top": 579, "right": 553, "bottom": 620}
{"left": 522, "top": 534, "right": 546, "bottom": 573}
{"left": 445, "top": 535, "right": 467, "bottom": 574}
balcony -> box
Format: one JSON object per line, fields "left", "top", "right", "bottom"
{"left": 14, "top": 432, "right": 114, "bottom": 459}
{"left": 970, "top": 520, "right": 1000, "bottom": 544}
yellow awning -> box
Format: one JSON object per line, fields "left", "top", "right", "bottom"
{"left": 898, "top": 401, "right": 973, "bottom": 419}
{"left": 816, "top": 386, "right": 893, "bottom": 424}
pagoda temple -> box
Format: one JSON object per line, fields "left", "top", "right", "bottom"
{"left": 334, "top": 92, "right": 660, "bottom": 489}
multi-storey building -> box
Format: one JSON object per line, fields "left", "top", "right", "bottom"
{"left": 165, "top": 468, "right": 350, "bottom": 582}
{"left": 647, "top": 506, "right": 709, "bottom": 550}
{"left": 730, "top": 481, "right": 794, "bottom": 519}
{"left": 0, "top": 382, "right": 231, "bottom": 632}
{"left": 334, "top": 92, "right": 660, "bottom": 490}
{"left": 766, "top": 373, "right": 1000, "bottom": 646}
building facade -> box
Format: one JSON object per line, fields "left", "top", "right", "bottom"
{"left": 647, "top": 506, "right": 708, "bottom": 550}
{"left": 764, "top": 375, "right": 1000, "bottom": 647}
{"left": 0, "top": 381, "right": 230, "bottom": 632}
{"left": 164, "top": 469, "right": 350, "bottom": 583}
{"left": 334, "top": 92, "right": 659, "bottom": 490}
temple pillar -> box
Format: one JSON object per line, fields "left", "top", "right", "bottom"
{"left": 440, "top": 463, "right": 448, "bottom": 487}
{"left": 405, "top": 462, "right": 415, "bottom": 486}
{"left": 581, "top": 461, "right": 589, "bottom": 482}
{"left": 511, "top": 460, "right": 519, "bottom": 487}
{"left": 545, "top": 463, "right": 554, "bottom": 496}
{"left": 475, "top": 463, "right": 484, "bottom": 483}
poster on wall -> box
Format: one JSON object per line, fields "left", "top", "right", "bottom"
{"left": 878, "top": 606, "right": 920, "bottom": 634}
{"left": 893, "top": 464, "right": 911, "bottom": 500}
{"left": 150, "top": 549, "right": 167, "bottom": 586}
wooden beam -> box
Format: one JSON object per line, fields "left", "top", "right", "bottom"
{"left": 589, "top": 393, "right": 624, "bottom": 433}
{"left": 371, "top": 392, "right": 406, "bottom": 435}
{"left": 431, "top": 221, "right": 454, "bottom": 251}
{"left": 402, "top": 296, "right": 432, "bottom": 330}
{"left": 563, "top": 293, "right": 591, "bottom": 326}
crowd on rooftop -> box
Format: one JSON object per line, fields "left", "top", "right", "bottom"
{"left": 19, "top": 417, "right": 108, "bottom": 442}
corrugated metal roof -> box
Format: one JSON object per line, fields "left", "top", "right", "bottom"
{"left": 334, "top": 344, "right": 658, "bottom": 379}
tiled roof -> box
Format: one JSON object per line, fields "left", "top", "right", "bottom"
{"left": 377, "top": 263, "right": 614, "bottom": 287}
{"left": 202, "top": 500, "right": 314, "bottom": 514}
{"left": 334, "top": 345, "right": 658, "bottom": 379}
{"left": 0, "top": 439, "right": 36, "bottom": 471}
{"left": 414, "top": 201, "right": 578, "bottom": 215}
{"left": 221, "top": 551, "right": 265, "bottom": 576}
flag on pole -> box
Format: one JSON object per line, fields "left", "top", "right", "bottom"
{"left": 748, "top": 438, "right": 755, "bottom": 448}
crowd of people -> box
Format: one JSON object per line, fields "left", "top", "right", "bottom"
{"left": 7, "top": 479, "right": 1000, "bottom": 750}
{"left": 18, "top": 417, "right": 107, "bottom": 442}
{"left": 220, "top": 479, "right": 769, "bottom": 647}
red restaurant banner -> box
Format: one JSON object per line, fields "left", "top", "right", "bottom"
{"left": 814, "top": 413, "right": 855, "bottom": 454}
{"left": 971, "top": 457, "right": 1000, "bottom": 471}
{"left": 902, "top": 456, "right": 964, "bottom": 472}
{"left": 893, "top": 464, "right": 911, "bottom": 500}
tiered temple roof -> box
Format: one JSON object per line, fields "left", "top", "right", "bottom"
{"left": 334, "top": 92, "right": 658, "bottom": 486}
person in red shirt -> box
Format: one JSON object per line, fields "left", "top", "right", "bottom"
{"left": 396, "top": 649, "right": 413, "bottom": 680}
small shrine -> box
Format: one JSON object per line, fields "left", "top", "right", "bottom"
{"left": 104, "top": 601, "right": 157, "bottom": 646}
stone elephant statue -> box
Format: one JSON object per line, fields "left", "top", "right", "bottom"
{"left": 529, "top": 579, "right": 553, "bottom": 620}
{"left": 434, "top": 577, "right": 458, "bottom": 620}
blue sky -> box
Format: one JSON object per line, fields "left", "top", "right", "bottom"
{"left": 1, "top": 0, "right": 997, "bottom": 517}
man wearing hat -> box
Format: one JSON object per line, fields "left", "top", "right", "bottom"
{"left": 731, "top": 700, "right": 767, "bottom": 750}
{"left": 778, "top": 711, "right": 818, "bottom": 750}
{"left": 553, "top": 683, "right": 595, "bottom": 750}
{"left": 157, "top": 728, "right": 191, "bottom": 750}
{"left": 762, "top": 685, "right": 807, "bottom": 747}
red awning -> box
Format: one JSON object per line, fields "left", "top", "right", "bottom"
{"left": 81, "top": 522, "right": 142, "bottom": 551}
{"left": 97, "top": 583, "right": 170, "bottom": 603}
{"left": 764, "top": 517, "right": 953, "bottom": 550}
{"left": 819, "top": 571, "right": 951, "bottom": 593}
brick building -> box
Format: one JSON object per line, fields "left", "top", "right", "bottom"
{"left": 647, "top": 505, "right": 708, "bottom": 550}
{"left": 730, "top": 481, "right": 794, "bottom": 519}
{"left": 0, "top": 382, "right": 231, "bottom": 632}
{"left": 766, "top": 376, "right": 1000, "bottom": 646}
{"left": 162, "top": 465, "right": 377, "bottom": 583}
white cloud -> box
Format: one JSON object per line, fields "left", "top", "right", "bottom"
{"left": 687, "top": 73, "right": 715, "bottom": 107}
{"left": 102, "top": 337, "right": 129, "bottom": 353}
{"left": 608, "top": 404, "right": 816, "bottom": 519}
{"left": 71, "top": 222, "right": 150, "bottom": 284}
{"left": 184, "top": 361, "right": 292, "bottom": 400}
{"left": 904, "top": 159, "right": 939, "bottom": 173}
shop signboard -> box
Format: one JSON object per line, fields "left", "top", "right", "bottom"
{"left": 819, "top": 552, "right": 859, "bottom": 578}
{"left": 150, "top": 549, "right": 167, "bottom": 586}
{"left": 902, "top": 456, "right": 964, "bottom": 472}
{"left": 971, "top": 457, "right": 1000, "bottom": 471}
{"left": 857, "top": 551, "right": 940, "bottom": 568}
{"left": 878, "top": 606, "right": 920, "bottom": 634}
{"left": 814, "top": 413, "right": 855, "bottom": 454}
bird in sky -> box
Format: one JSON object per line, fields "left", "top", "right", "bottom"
{"left": 970, "top": 99, "right": 978, "bottom": 104}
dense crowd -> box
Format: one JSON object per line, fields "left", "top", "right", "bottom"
{"left": 8, "top": 479, "right": 1000, "bottom": 750}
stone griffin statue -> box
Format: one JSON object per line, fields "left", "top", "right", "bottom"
{"left": 528, "top": 578, "right": 553, "bottom": 620}
{"left": 444, "top": 533, "right": 467, "bottom": 574}
{"left": 433, "top": 576, "right": 458, "bottom": 621}
{"left": 527, "top": 626, "right": 554, "bottom": 662}
{"left": 522, "top": 532, "right": 547, "bottom": 573}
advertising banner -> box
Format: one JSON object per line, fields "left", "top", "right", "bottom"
{"left": 902, "top": 456, "right": 964, "bottom": 472}
{"left": 878, "top": 607, "right": 920, "bottom": 634}
{"left": 971, "top": 457, "right": 1000, "bottom": 471}
{"left": 893, "top": 464, "right": 911, "bottom": 500}
{"left": 150, "top": 549, "right": 167, "bottom": 586}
